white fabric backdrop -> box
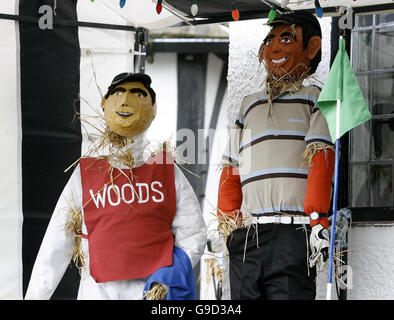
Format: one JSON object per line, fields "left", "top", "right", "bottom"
{"left": 0, "top": 0, "right": 23, "bottom": 300}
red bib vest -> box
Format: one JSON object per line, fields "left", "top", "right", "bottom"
{"left": 80, "top": 151, "right": 176, "bottom": 283}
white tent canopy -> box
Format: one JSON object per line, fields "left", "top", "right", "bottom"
{"left": 3, "top": 1, "right": 394, "bottom": 31}
{"left": 276, "top": 0, "right": 394, "bottom": 12}
{"left": 76, "top": 0, "right": 394, "bottom": 27}
{"left": 76, "top": 0, "right": 186, "bottom": 30}
{"left": 0, "top": 1, "right": 186, "bottom": 29}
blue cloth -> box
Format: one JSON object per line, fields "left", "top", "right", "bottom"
{"left": 144, "top": 246, "right": 196, "bottom": 300}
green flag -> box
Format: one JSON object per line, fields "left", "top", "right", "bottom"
{"left": 318, "top": 38, "right": 372, "bottom": 143}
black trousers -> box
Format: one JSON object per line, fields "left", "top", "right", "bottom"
{"left": 226, "top": 223, "right": 316, "bottom": 300}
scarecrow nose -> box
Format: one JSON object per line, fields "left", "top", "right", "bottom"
{"left": 120, "top": 94, "right": 129, "bottom": 106}
{"left": 272, "top": 44, "right": 281, "bottom": 53}
{"left": 271, "top": 39, "right": 282, "bottom": 53}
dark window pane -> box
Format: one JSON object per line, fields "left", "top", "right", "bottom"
{"left": 372, "top": 73, "right": 394, "bottom": 107}
{"left": 356, "top": 14, "right": 373, "bottom": 27}
{"left": 370, "top": 165, "right": 392, "bottom": 206}
{"left": 350, "top": 165, "right": 369, "bottom": 207}
{"left": 371, "top": 117, "right": 394, "bottom": 161}
{"left": 377, "top": 13, "right": 394, "bottom": 25}
{"left": 352, "top": 30, "right": 372, "bottom": 72}
{"left": 350, "top": 121, "right": 370, "bottom": 161}
{"left": 375, "top": 27, "right": 394, "bottom": 70}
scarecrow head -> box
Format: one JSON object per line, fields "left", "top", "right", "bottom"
{"left": 101, "top": 73, "right": 156, "bottom": 138}
{"left": 259, "top": 10, "right": 322, "bottom": 79}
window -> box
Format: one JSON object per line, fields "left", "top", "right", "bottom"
{"left": 348, "top": 13, "right": 394, "bottom": 221}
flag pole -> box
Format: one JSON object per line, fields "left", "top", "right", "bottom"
{"left": 319, "top": 34, "right": 372, "bottom": 299}
{"left": 326, "top": 96, "right": 342, "bottom": 300}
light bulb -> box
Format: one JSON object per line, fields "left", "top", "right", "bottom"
{"left": 315, "top": 0, "right": 323, "bottom": 18}
{"left": 268, "top": 9, "right": 276, "bottom": 22}
{"left": 231, "top": 2, "right": 239, "bottom": 21}
{"left": 191, "top": 3, "right": 198, "bottom": 16}
{"left": 156, "top": 0, "right": 163, "bottom": 14}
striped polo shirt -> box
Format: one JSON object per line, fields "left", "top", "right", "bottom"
{"left": 222, "top": 85, "right": 333, "bottom": 217}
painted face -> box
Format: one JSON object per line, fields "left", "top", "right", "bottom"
{"left": 260, "top": 24, "right": 311, "bottom": 79}
{"left": 102, "top": 81, "right": 155, "bottom": 138}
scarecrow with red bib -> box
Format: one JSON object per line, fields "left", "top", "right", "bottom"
{"left": 25, "top": 73, "right": 207, "bottom": 300}
{"left": 217, "top": 11, "right": 334, "bottom": 300}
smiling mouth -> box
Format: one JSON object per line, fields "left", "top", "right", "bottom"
{"left": 116, "top": 112, "right": 133, "bottom": 117}
{"left": 271, "top": 57, "right": 287, "bottom": 64}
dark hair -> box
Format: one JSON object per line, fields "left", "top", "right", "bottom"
{"left": 301, "top": 22, "right": 322, "bottom": 75}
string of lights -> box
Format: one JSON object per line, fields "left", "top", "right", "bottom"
{"left": 89, "top": 0, "right": 346, "bottom": 22}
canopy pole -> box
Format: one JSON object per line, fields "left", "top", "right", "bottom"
{"left": 134, "top": 28, "right": 148, "bottom": 74}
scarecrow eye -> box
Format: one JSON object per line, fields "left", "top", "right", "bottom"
{"left": 130, "top": 88, "right": 148, "bottom": 98}
{"left": 281, "top": 37, "right": 292, "bottom": 43}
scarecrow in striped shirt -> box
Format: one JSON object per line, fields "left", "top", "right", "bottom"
{"left": 217, "top": 11, "right": 335, "bottom": 300}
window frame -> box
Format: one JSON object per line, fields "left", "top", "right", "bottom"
{"left": 337, "top": 14, "right": 394, "bottom": 223}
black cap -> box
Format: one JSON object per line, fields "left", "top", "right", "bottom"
{"left": 106, "top": 72, "right": 156, "bottom": 103}
{"left": 267, "top": 10, "right": 322, "bottom": 37}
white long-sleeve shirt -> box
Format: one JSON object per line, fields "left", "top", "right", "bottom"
{"left": 25, "top": 141, "right": 207, "bottom": 300}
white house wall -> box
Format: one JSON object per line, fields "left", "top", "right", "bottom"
{"left": 145, "top": 53, "right": 178, "bottom": 146}
{"left": 200, "top": 53, "right": 229, "bottom": 299}
{"left": 347, "top": 225, "right": 394, "bottom": 299}
{"left": 144, "top": 52, "right": 227, "bottom": 154}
